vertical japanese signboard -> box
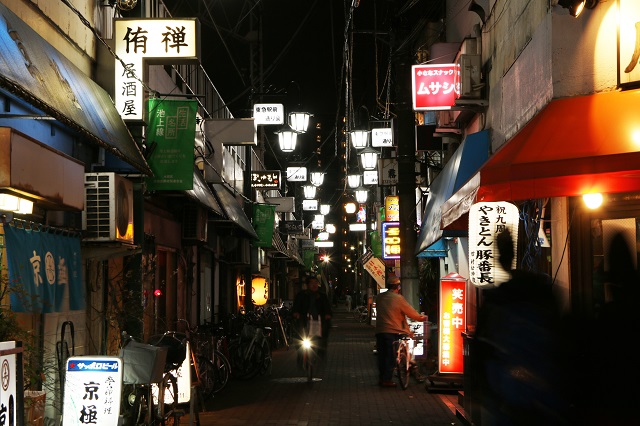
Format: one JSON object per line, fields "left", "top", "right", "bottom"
{"left": 63, "top": 356, "right": 122, "bottom": 425}
{"left": 438, "top": 273, "right": 466, "bottom": 374}
{"left": 0, "top": 341, "right": 19, "bottom": 425}
{"left": 412, "top": 64, "right": 459, "bottom": 110}
{"left": 382, "top": 221, "right": 401, "bottom": 260}
{"left": 145, "top": 99, "right": 198, "bottom": 191}
{"left": 361, "top": 249, "right": 386, "bottom": 289}
{"left": 253, "top": 204, "right": 276, "bottom": 247}
{"left": 468, "top": 202, "right": 519, "bottom": 288}
{"left": 114, "top": 18, "right": 200, "bottom": 122}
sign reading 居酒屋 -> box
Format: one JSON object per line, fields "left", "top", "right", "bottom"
{"left": 468, "top": 202, "right": 519, "bottom": 288}
{"left": 412, "top": 64, "right": 459, "bottom": 111}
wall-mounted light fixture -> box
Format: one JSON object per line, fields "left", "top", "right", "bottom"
{"left": 0, "top": 194, "right": 34, "bottom": 215}
{"left": 583, "top": 193, "right": 603, "bottom": 209}
{"left": 275, "top": 124, "right": 298, "bottom": 152}
{"left": 557, "top": 0, "right": 597, "bottom": 17}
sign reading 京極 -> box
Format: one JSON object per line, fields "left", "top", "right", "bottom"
{"left": 468, "top": 201, "right": 519, "bottom": 288}
{"left": 145, "top": 99, "right": 198, "bottom": 191}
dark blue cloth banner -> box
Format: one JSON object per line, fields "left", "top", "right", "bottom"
{"left": 4, "top": 225, "right": 84, "bottom": 313}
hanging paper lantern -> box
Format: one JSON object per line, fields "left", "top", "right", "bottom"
{"left": 251, "top": 276, "right": 269, "bottom": 306}
{"left": 468, "top": 201, "right": 519, "bottom": 288}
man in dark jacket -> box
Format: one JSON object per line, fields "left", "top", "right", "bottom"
{"left": 291, "top": 275, "right": 333, "bottom": 358}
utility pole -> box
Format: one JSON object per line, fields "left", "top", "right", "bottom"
{"left": 393, "top": 31, "right": 420, "bottom": 310}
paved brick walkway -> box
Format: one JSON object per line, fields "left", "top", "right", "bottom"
{"left": 180, "top": 305, "right": 463, "bottom": 426}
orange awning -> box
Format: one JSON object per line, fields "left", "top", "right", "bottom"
{"left": 442, "top": 90, "right": 640, "bottom": 228}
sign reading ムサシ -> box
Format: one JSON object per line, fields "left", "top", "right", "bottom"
{"left": 115, "top": 19, "right": 200, "bottom": 122}
{"left": 412, "top": 64, "right": 459, "bottom": 111}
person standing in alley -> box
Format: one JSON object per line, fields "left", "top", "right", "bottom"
{"left": 292, "top": 275, "right": 333, "bottom": 359}
{"left": 375, "top": 276, "right": 427, "bottom": 387}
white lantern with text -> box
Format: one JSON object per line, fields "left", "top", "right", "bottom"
{"left": 468, "top": 202, "right": 519, "bottom": 288}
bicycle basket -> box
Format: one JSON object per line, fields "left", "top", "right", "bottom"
{"left": 120, "top": 341, "right": 168, "bottom": 384}
{"left": 241, "top": 324, "right": 256, "bottom": 339}
{"left": 148, "top": 333, "right": 186, "bottom": 370}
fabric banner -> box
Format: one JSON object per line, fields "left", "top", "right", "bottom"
{"left": 4, "top": 225, "right": 84, "bottom": 313}
{"left": 253, "top": 204, "right": 276, "bottom": 247}
{"left": 145, "top": 99, "right": 198, "bottom": 190}
{"left": 303, "top": 249, "right": 315, "bottom": 271}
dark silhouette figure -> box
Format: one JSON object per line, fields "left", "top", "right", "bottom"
{"left": 291, "top": 275, "right": 333, "bottom": 358}
{"left": 475, "top": 228, "right": 569, "bottom": 425}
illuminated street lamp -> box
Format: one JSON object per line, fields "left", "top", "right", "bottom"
{"left": 347, "top": 174, "right": 362, "bottom": 189}
{"left": 320, "top": 204, "right": 331, "bottom": 215}
{"left": 359, "top": 147, "right": 379, "bottom": 170}
{"left": 289, "top": 111, "right": 312, "bottom": 133}
{"left": 310, "top": 171, "right": 325, "bottom": 187}
{"left": 275, "top": 124, "right": 298, "bottom": 152}
{"left": 303, "top": 185, "right": 317, "bottom": 199}
{"left": 354, "top": 187, "right": 368, "bottom": 204}
{"left": 349, "top": 129, "right": 369, "bottom": 149}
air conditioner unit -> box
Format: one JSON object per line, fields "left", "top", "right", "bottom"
{"left": 456, "top": 54, "right": 483, "bottom": 99}
{"left": 183, "top": 205, "right": 208, "bottom": 242}
{"left": 83, "top": 172, "right": 134, "bottom": 243}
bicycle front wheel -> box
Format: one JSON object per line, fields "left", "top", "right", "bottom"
{"left": 196, "top": 355, "right": 216, "bottom": 401}
{"left": 396, "top": 344, "right": 410, "bottom": 390}
{"left": 212, "top": 349, "right": 231, "bottom": 393}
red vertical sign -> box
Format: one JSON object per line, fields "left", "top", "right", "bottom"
{"left": 412, "top": 64, "right": 459, "bottom": 110}
{"left": 438, "top": 273, "right": 466, "bottom": 374}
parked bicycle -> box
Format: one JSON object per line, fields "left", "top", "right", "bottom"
{"left": 120, "top": 331, "right": 182, "bottom": 425}
{"left": 227, "top": 316, "right": 272, "bottom": 379}
{"left": 393, "top": 334, "right": 413, "bottom": 390}
{"left": 195, "top": 319, "right": 232, "bottom": 393}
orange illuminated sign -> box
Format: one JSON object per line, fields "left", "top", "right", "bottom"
{"left": 438, "top": 273, "right": 466, "bottom": 374}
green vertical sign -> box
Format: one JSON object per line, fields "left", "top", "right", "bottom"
{"left": 253, "top": 204, "right": 276, "bottom": 247}
{"left": 145, "top": 99, "right": 197, "bottom": 190}
{"left": 303, "top": 249, "right": 315, "bottom": 271}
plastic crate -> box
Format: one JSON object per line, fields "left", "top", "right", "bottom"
{"left": 120, "top": 341, "right": 168, "bottom": 384}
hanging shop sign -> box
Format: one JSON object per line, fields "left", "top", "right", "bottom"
{"left": 251, "top": 170, "right": 281, "bottom": 189}
{"left": 114, "top": 18, "right": 200, "bottom": 122}
{"left": 438, "top": 273, "right": 466, "bottom": 374}
{"left": 382, "top": 221, "right": 401, "bottom": 260}
{"left": 280, "top": 220, "right": 304, "bottom": 234}
{"left": 371, "top": 127, "right": 394, "bottom": 147}
{"left": 5, "top": 225, "right": 83, "bottom": 314}
{"left": 253, "top": 103, "right": 284, "bottom": 125}
{"left": 468, "top": 201, "right": 519, "bottom": 288}
{"left": 286, "top": 166, "right": 307, "bottom": 182}
{"left": 378, "top": 158, "right": 399, "bottom": 186}
{"left": 412, "top": 64, "right": 459, "bottom": 111}
{"left": 146, "top": 99, "right": 198, "bottom": 191}
{"left": 363, "top": 170, "right": 379, "bottom": 185}
{"left": 302, "top": 199, "right": 318, "bottom": 211}
{"left": 362, "top": 249, "right": 386, "bottom": 289}
{"left": 253, "top": 204, "right": 276, "bottom": 247}
{"left": 385, "top": 196, "right": 400, "bottom": 221}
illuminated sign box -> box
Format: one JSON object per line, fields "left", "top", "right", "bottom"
{"left": 302, "top": 200, "right": 318, "bottom": 211}
{"left": 349, "top": 223, "right": 367, "bottom": 232}
{"left": 411, "top": 64, "right": 459, "bottom": 111}
{"left": 251, "top": 170, "right": 281, "bottom": 189}
{"left": 315, "top": 241, "right": 334, "bottom": 248}
{"left": 115, "top": 18, "right": 200, "bottom": 122}
{"left": 371, "top": 127, "right": 393, "bottom": 147}
{"left": 253, "top": 103, "right": 284, "bottom": 125}
{"left": 382, "top": 221, "right": 401, "bottom": 260}
{"left": 286, "top": 166, "right": 307, "bottom": 182}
